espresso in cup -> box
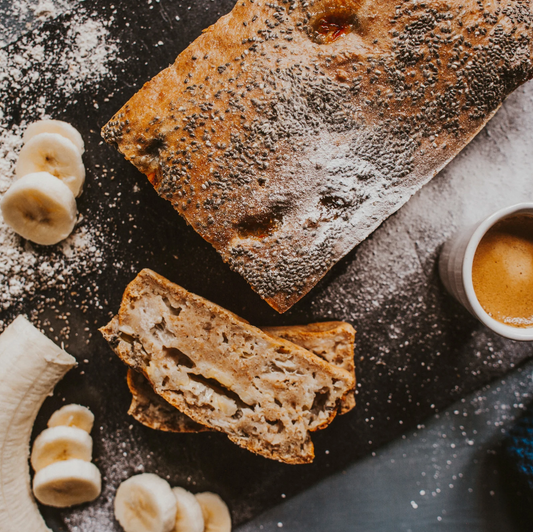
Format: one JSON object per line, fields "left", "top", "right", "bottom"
{"left": 472, "top": 214, "right": 533, "bottom": 329}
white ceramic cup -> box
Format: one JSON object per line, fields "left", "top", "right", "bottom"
{"left": 439, "top": 202, "right": 533, "bottom": 341}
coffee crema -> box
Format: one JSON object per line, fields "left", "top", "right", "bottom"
{"left": 472, "top": 214, "right": 533, "bottom": 329}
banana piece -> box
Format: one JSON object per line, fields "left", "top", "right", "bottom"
{"left": 16, "top": 132, "right": 85, "bottom": 197}
{"left": 33, "top": 459, "right": 101, "bottom": 508}
{"left": 31, "top": 426, "right": 92, "bottom": 472}
{"left": 0, "top": 316, "right": 76, "bottom": 532}
{"left": 47, "top": 404, "right": 94, "bottom": 433}
{"left": 0, "top": 172, "right": 77, "bottom": 246}
{"left": 195, "top": 493, "right": 231, "bottom": 532}
{"left": 23, "top": 120, "right": 85, "bottom": 155}
{"left": 172, "top": 487, "right": 205, "bottom": 532}
{"left": 114, "top": 473, "right": 177, "bottom": 532}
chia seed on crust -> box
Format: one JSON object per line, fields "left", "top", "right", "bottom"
{"left": 102, "top": 0, "right": 533, "bottom": 313}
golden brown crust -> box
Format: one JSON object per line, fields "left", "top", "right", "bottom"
{"left": 100, "top": 269, "right": 355, "bottom": 464}
{"left": 127, "top": 368, "right": 209, "bottom": 433}
{"left": 103, "top": 0, "right": 533, "bottom": 313}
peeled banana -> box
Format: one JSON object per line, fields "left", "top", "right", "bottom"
{"left": 31, "top": 426, "right": 93, "bottom": 472}
{"left": 23, "top": 119, "right": 85, "bottom": 155}
{"left": 16, "top": 132, "right": 85, "bottom": 197}
{"left": 196, "top": 492, "right": 232, "bottom": 532}
{"left": 47, "top": 403, "right": 95, "bottom": 433}
{"left": 33, "top": 459, "right": 101, "bottom": 508}
{"left": 0, "top": 172, "right": 77, "bottom": 245}
{"left": 0, "top": 316, "right": 77, "bottom": 532}
{"left": 114, "top": 473, "right": 177, "bottom": 532}
{"left": 172, "top": 487, "right": 205, "bottom": 532}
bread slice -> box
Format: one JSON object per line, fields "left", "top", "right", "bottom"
{"left": 100, "top": 269, "right": 355, "bottom": 464}
{"left": 102, "top": 0, "right": 533, "bottom": 313}
{"left": 126, "top": 367, "right": 209, "bottom": 433}
{"left": 127, "top": 321, "right": 356, "bottom": 433}
{"left": 263, "top": 322, "right": 356, "bottom": 414}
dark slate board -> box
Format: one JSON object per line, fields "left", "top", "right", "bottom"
{"left": 0, "top": 1, "right": 532, "bottom": 530}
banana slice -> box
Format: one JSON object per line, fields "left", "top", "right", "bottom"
{"left": 16, "top": 133, "right": 85, "bottom": 197}
{"left": 23, "top": 120, "right": 85, "bottom": 155}
{"left": 0, "top": 172, "right": 77, "bottom": 246}
{"left": 172, "top": 487, "right": 205, "bottom": 532}
{"left": 114, "top": 473, "right": 177, "bottom": 532}
{"left": 31, "top": 426, "right": 92, "bottom": 472}
{"left": 195, "top": 492, "right": 231, "bottom": 532}
{"left": 33, "top": 459, "right": 101, "bottom": 508}
{"left": 47, "top": 404, "right": 94, "bottom": 433}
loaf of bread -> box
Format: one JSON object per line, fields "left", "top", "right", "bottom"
{"left": 127, "top": 321, "right": 356, "bottom": 433}
{"left": 100, "top": 269, "right": 355, "bottom": 464}
{"left": 102, "top": 0, "right": 533, "bottom": 313}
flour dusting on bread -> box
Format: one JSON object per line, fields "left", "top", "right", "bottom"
{"left": 103, "top": 0, "right": 533, "bottom": 312}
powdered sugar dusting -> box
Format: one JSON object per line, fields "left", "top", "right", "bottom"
{"left": 0, "top": 125, "right": 25, "bottom": 193}
{"left": 30, "top": 0, "right": 71, "bottom": 19}
{"left": 59, "top": 18, "right": 119, "bottom": 97}
{"left": 0, "top": 0, "right": 79, "bottom": 47}
{"left": 0, "top": 12, "right": 119, "bottom": 102}
{"left": 62, "top": 423, "right": 157, "bottom": 532}
{"left": 0, "top": 222, "right": 105, "bottom": 314}
{"left": 310, "top": 87, "right": 533, "bottom": 325}
{"left": 0, "top": 6, "right": 120, "bottom": 331}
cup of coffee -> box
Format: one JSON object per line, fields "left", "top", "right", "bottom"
{"left": 439, "top": 203, "right": 533, "bottom": 341}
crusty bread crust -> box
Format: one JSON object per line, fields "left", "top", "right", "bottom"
{"left": 127, "top": 321, "right": 356, "bottom": 433}
{"left": 100, "top": 269, "right": 355, "bottom": 464}
{"left": 127, "top": 366, "right": 209, "bottom": 433}
{"left": 103, "top": 0, "right": 533, "bottom": 312}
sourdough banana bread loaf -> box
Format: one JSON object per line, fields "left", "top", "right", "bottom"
{"left": 100, "top": 269, "right": 354, "bottom": 464}
{"left": 127, "top": 321, "right": 356, "bottom": 433}
{"left": 102, "top": 0, "right": 533, "bottom": 312}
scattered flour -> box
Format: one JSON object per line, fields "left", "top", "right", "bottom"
{"left": 0, "top": 5, "right": 119, "bottom": 329}
{"left": 0, "top": 0, "right": 79, "bottom": 47}
{"left": 60, "top": 18, "right": 119, "bottom": 96}
{"left": 62, "top": 423, "right": 155, "bottom": 532}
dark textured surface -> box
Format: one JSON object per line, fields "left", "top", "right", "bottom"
{"left": 0, "top": 1, "right": 532, "bottom": 530}
{"left": 502, "top": 400, "right": 533, "bottom": 494}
